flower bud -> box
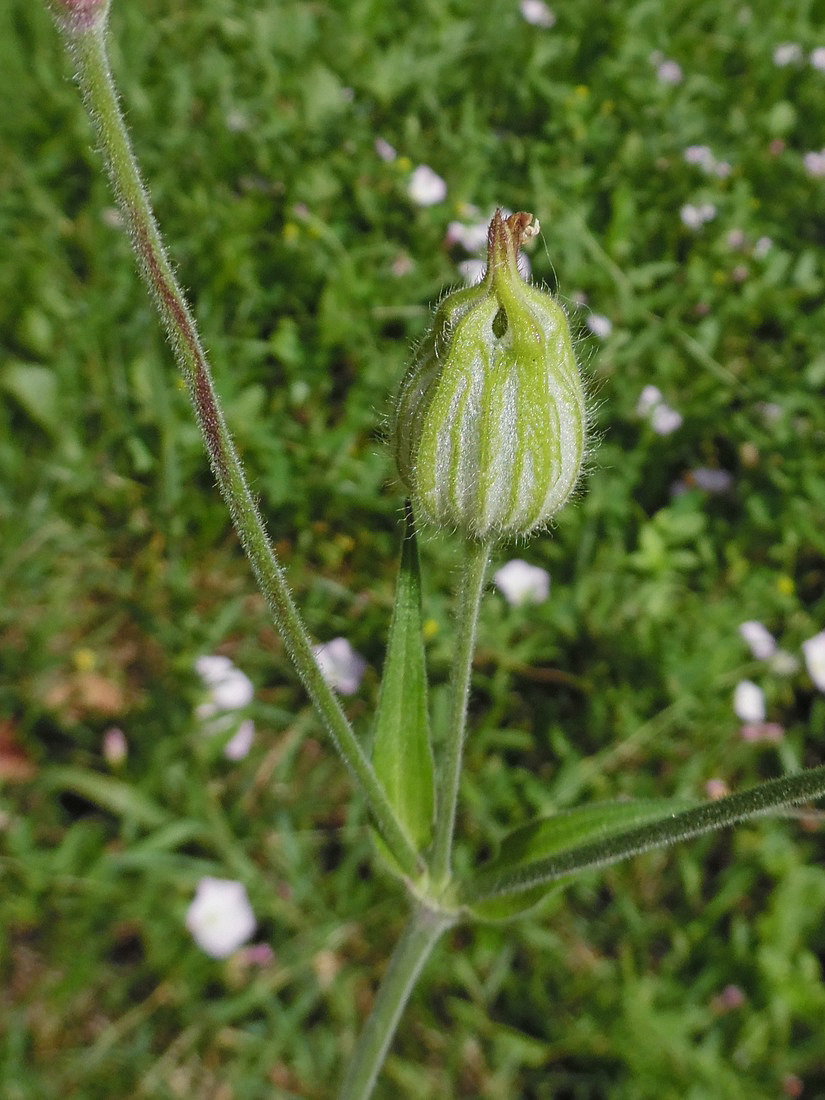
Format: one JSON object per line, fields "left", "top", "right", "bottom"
{"left": 47, "top": 0, "right": 110, "bottom": 35}
{"left": 393, "top": 210, "right": 586, "bottom": 540}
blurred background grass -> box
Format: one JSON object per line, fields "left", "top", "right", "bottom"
{"left": 2, "top": 0, "right": 825, "bottom": 1096}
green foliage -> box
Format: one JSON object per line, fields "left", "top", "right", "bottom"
{"left": 2, "top": 0, "right": 825, "bottom": 1096}
{"left": 371, "top": 509, "right": 435, "bottom": 863}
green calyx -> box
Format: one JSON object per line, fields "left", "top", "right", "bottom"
{"left": 393, "top": 210, "right": 587, "bottom": 541}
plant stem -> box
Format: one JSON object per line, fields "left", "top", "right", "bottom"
{"left": 430, "top": 537, "right": 491, "bottom": 886}
{"left": 338, "top": 904, "right": 452, "bottom": 1100}
{"left": 57, "top": 19, "right": 421, "bottom": 880}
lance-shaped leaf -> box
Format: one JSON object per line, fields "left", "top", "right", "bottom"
{"left": 465, "top": 798, "right": 690, "bottom": 921}
{"left": 462, "top": 765, "right": 825, "bottom": 922}
{"left": 371, "top": 505, "right": 435, "bottom": 868}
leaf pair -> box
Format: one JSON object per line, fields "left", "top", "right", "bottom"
{"left": 370, "top": 512, "right": 825, "bottom": 918}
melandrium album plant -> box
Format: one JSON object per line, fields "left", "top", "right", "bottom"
{"left": 45, "top": 2, "right": 825, "bottom": 1095}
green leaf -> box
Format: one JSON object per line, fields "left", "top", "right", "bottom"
{"left": 1, "top": 361, "right": 61, "bottom": 438}
{"left": 462, "top": 765, "right": 825, "bottom": 921}
{"left": 466, "top": 799, "right": 690, "bottom": 922}
{"left": 371, "top": 504, "right": 434, "bottom": 868}
{"left": 42, "top": 766, "right": 170, "bottom": 830}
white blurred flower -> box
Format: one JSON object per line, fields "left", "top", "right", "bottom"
{"left": 811, "top": 47, "right": 825, "bottom": 71}
{"left": 493, "top": 559, "right": 551, "bottom": 607}
{"left": 684, "top": 144, "right": 714, "bottom": 169}
{"left": 753, "top": 236, "right": 773, "bottom": 258}
{"left": 650, "top": 403, "right": 683, "bottom": 435}
{"left": 314, "top": 637, "right": 367, "bottom": 695}
{"left": 195, "top": 655, "right": 253, "bottom": 716}
{"left": 680, "top": 202, "right": 716, "bottom": 230}
{"left": 458, "top": 258, "right": 487, "bottom": 286}
{"left": 407, "top": 165, "right": 447, "bottom": 206}
{"left": 519, "top": 0, "right": 556, "bottom": 27}
{"left": 739, "top": 621, "right": 777, "bottom": 660}
{"left": 740, "top": 721, "right": 783, "bottom": 743}
{"left": 186, "top": 877, "right": 256, "bottom": 959}
{"left": 726, "top": 228, "right": 746, "bottom": 249}
{"left": 102, "top": 726, "right": 128, "bottom": 767}
{"left": 690, "top": 468, "right": 733, "bottom": 493}
{"left": 705, "top": 778, "right": 729, "bottom": 800}
{"left": 194, "top": 655, "right": 255, "bottom": 756}
{"left": 803, "top": 151, "right": 825, "bottom": 178}
{"left": 802, "top": 630, "right": 825, "bottom": 692}
{"left": 225, "top": 109, "right": 248, "bottom": 133}
{"left": 636, "top": 385, "right": 663, "bottom": 417}
{"left": 657, "top": 59, "right": 683, "bottom": 84}
{"left": 446, "top": 218, "right": 490, "bottom": 253}
{"left": 374, "top": 137, "right": 397, "bottom": 162}
{"left": 636, "top": 385, "right": 682, "bottom": 435}
{"left": 773, "top": 42, "right": 802, "bottom": 66}
{"left": 733, "top": 680, "right": 766, "bottom": 723}
{"left": 224, "top": 718, "right": 255, "bottom": 761}
{"left": 684, "top": 145, "right": 729, "bottom": 176}
{"left": 391, "top": 253, "right": 414, "bottom": 277}
{"left": 586, "top": 313, "right": 612, "bottom": 339}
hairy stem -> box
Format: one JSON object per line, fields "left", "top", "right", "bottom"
{"left": 56, "top": 17, "right": 421, "bottom": 879}
{"left": 431, "top": 537, "right": 492, "bottom": 886}
{"left": 338, "top": 905, "right": 452, "bottom": 1100}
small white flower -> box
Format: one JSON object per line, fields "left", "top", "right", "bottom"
{"left": 680, "top": 202, "right": 716, "bottom": 230}
{"left": 407, "top": 165, "right": 447, "bottom": 206}
{"left": 195, "top": 655, "right": 254, "bottom": 716}
{"left": 493, "top": 559, "right": 551, "bottom": 607}
{"left": 225, "top": 109, "right": 248, "bottom": 133}
{"left": 636, "top": 385, "right": 682, "bottom": 434}
{"left": 210, "top": 668, "right": 253, "bottom": 711}
{"left": 753, "top": 236, "right": 773, "bottom": 258}
{"left": 186, "top": 877, "right": 257, "bottom": 959}
{"left": 690, "top": 468, "right": 733, "bottom": 493}
{"left": 705, "top": 778, "right": 729, "bottom": 800}
{"left": 374, "top": 137, "right": 397, "bottom": 162}
{"left": 586, "top": 313, "right": 612, "bottom": 339}
{"left": 733, "top": 680, "right": 766, "bottom": 723}
{"left": 195, "top": 655, "right": 234, "bottom": 685}
{"left": 802, "top": 630, "right": 825, "bottom": 692}
{"left": 519, "top": 0, "right": 556, "bottom": 27}
{"left": 102, "top": 727, "right": 128, "bottom": 766}
{"left": 458, "top": 258, "right": 487, "bottom": 286}
{"left": 684, "top": 145, "right": 716, "bottom": 172}
{"left": 727, "top": 228, "right": 746, "bottom": 250}
{"left": 713, "top": 160, "right": 732, "bottom": 178}
{"left": 224, "top": 718, "right": 255, "bottom": 761}
{"left": 636, "top": 385, "right": 663, "bottom": 417}
{"left": 650, "top": 403, "right": 683, "bottom": 435}
{"left": 739, "top": 621, "right": 777, "bottom": 660}
{"left": 811, "top": 46, "right": 825, "bottom": 71}
{"left": 803, "top": 151, "right": 825, "bottom": 178}
{"left": 657, "top": 60, "right": 683, "bottom": 85}
{"left": 446, "top": 219, "right": 490, "bottom": 253}
{"left": 773, "top": 42, "right": 803, "bottom": 66}
{"left": 314, "top": 637, "right": 367, "bottom": 695}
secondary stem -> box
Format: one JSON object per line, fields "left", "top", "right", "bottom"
{"left": 60, "top": 20, "right": 421, "bottom": 879}
{"left": 431, "top": 537, "right": 491, "bottom": 886}
{"left": 338, "top": 904, "right": 452, "bottom": 1100}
